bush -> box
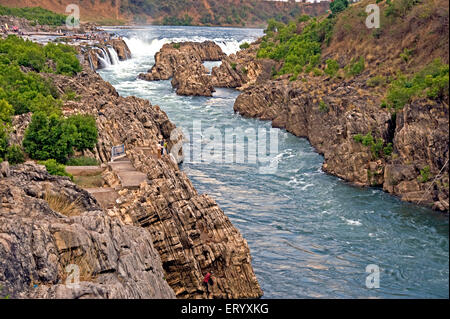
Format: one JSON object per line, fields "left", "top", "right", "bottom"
{"left": 353, "top": 132, "right": 389, "bottom": 159}
{"left": 0, "top": 124, "right": 8, "bottom": 159}
{"left": 0, "top": 99, "right": 13, "bottom": 123}
{"left": 23, "top": 112, "right": 98, "bottom": 163}
{"left": 5, "top": 145, "right": 25, "bottom": 165}
{"left": 330, "top": 0, "right": 349, "bottom": 16}
{"left": 66, "top": 114, "right": 98, "bottom": 151}
{"left": 319, "top": 100, "right": 329, "bottom": 112}
{"left": 23, "top": 112, "right": 77, "bottom": 163}
{"left": 347, "top": 56, "right": 365, "bottom": 76}
{"left": 39, "top": 159, "right": 73, "bottom": 179}
{"left": 172, "top": 43, "right": 181, "bottom": 49}
{"left": 239, "top": 42, "right": 250, "bottom": 50}
{"left": 367, "top": 75, "right": 386, "bottom": 87}
{"left": 418, "top": 165, "right": 431, "bottom": 183}
{"left": 385, "top": 59, "right": 449, "bottom": 109}
{"left": 324, "top": 59, "right": 339, "bottom": 77}
{"left": 257, "top": 17, "right": 334, "bottom": 76}
{"left": 66, "top": 156, "right": 99, "bottom": 166}
{"left": 44, "top": 43, "right": 82, "bottom": 76}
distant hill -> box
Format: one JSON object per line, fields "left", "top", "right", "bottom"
{"left": 0, "top": 0, "right": 330, "bottom": 26}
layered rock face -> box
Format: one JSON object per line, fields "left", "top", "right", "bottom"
{"left": 211, "top": 40, "right": 276, "bottom": 90}
{"left": 0, "top": 162, "right": 175, "bottom": 299}
{"left": 9, "top": 67, "right": 263, "bottom": 298}
{"left": 104, "top": 151, "right": 262, "bottom": 298}
{"left": 234, "top": 75, "right": 449, "bottom": 212}
{"left": 138, "top": 41, "right": 225, "bottom": 96}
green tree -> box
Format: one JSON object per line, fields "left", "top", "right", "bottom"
{"left": 66, "top": 114, "right": 98, "bottom": 151}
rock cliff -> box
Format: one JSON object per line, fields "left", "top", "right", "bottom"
{"left": 0, "top": 162, "right": 175, "bottom": 299}
{"left": 232, "top": 1, "right": 449, "bottom": 212}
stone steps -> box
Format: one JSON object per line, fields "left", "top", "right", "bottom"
{"left": 85, "top": 187, "right": 119, "bottom": 209}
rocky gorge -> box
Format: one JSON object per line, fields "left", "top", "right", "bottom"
{"left": 137, "top": 0, "right": 448, "bottom": 213}
{"left": 0, "top": 46, "right": 262, "bottom": 298}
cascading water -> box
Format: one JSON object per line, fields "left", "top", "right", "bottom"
{"left": 97, "top": 25, "right": 449, "bottom": 299}
{"left": 107, "top": 46, "right": 120, "bottom": 65}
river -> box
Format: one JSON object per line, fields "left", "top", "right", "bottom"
{"left": 97, "top": 25, "right": 449, "bottom": 299}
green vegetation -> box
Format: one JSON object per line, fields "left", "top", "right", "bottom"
{"left": 39, "top": 159, "right": 73, "bottom": 180}
{"left": 0, "top": 36, "right": 97, "bottom": 168}
{"left": 0, "top": 5, "right": 66, "bottom": 26}
{"left": 172, "top": 43, "right": 181, "bottom": 49}
{"left": 23, "top": 112, "right": 97, "bottom": 164}
{"left": 385, "top": 0, "right": 422, "bottom": 18}
{"left": 257, "top": 17, "right": 334, "bottom": 77}
{"left": 4, "top": 144, "right": 25, "bottom": 165}
{"left": 367, "top": 75, "right": 387, "bottom": 87}
{"left": 162, "top": 14, "right": 193, "bottom": 26}
{"left": 0, "top": 36, "right": 81, "bottom": 75}
{"left": 239, "top": 42, "right": 250, "bottom": 50}
{"left": 66, "top": 156, "right": 99, "bottom": 166}
{"left": 346, "top": 57, "right": 365, "bottom": 76}
{"left": 418, "top": 165, "right": 431, "bottom": 183}
{"left": 231, "top": 62, "right": 237, "bottom": 70}
{"left": 0, "top": 36, "right": 81, "bottom": 115}
{"left": 324, "top": 59, "right": 339, "bottom": 77}
{"left": 384, "top": 59, "right": 449, "bottom": 109}
{"left": 66, "top": 114, "right": 98, "bottom": 151}
{"left": 330, "top": 0, "right": 349, "bottom": 16}
{"left": 319, "top": 100, "right": 329, "bottom": 112}
{"left": 353, "top": 132, "right": 392, "bottom": 159}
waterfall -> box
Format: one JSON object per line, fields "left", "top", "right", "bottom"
{"left": 101, "top": 48, "right": 112, "bottom": 65}
{"left": 87, "top": 53, "right": 95, "bottom": 71}
{"left": 107, "top": 47, "right": 120, "bottom": 65}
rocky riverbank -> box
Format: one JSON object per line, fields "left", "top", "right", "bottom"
{"left": 1, "top": 61, "right": 263, "bottom": 298}
{"left": 230, "top": 1, "right": 449, "bottom": 213}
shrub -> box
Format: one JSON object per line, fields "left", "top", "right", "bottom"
{"left": 330, "top": 0, "right": 349, "bottom": 16}
{"left": 66, "top": 114, "right": 98, "bottom": 151}
{"left": 353, "top": 132, "right": 389, "bottom": 159}
{"left": 324, "top": 59, "right": 339, "bottom": 77}
{"left": 5, "top": 145, "right": 25, "bottom": 165}
{"left": 0, "top": 124, "right": 8, "bottom": 159}
{"left": 347, "top": 56, "right": 365, "bottom": 76}
{"left": 23, "top": 112, "right": 98, "bottom": 163}
{"left": 172, "top": 43, "right": 181, "bottom": 49}
{"left": 385, "top": 59, "right": 449, "bottom": 109}
{"left": 239, "top": 42, "right": 250, "bottom": 50}
{"left": 0, "top": 99, "right": 13, "bottom": 123}
{"left": 418, "top": 165, "right": 431, "bottom": 183}
{"left": 231, "top": 62, "right": 237, "bottom": 70}
{"left": 367, "top": 75, "right": 386, "bottom": 87}
{"left": 257, "top": 17, "right": 334, "bottom": 76}
{"left": 66, "top": 156, "right": 99, "bottom": 166}
{"left": 44, "top": 43, "right": 82, "bottom": 76}
{"left": 319, "top": 100, "right": 329, "bottom": 112}
{"left": 23, "top": 112, "right": 77, "bottom": 163}
{"left": 39, "top": 159, "right": 73, "bottom": 179}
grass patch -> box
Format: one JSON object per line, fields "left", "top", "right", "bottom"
{"left": 44, "top": 187, "right": 82, "bottom": 217}
{"left": 66, "top": 156, "right": 99, "bottom": 166}
{"left": 73, "top": 173, "right": 104, "bottom": 188}
{"left": 0, "top": 5, "right": 66, "bottom": 26}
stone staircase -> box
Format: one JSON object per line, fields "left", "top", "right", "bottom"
{"left": 69, "top": 152, "right": 152, "bottom": 209}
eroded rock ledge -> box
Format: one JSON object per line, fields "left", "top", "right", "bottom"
{"left": 0, "top": 162, "right": 175, "bottom": 299}
{"left": 234, "top": 76, "right": 449, "bottom": 212}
